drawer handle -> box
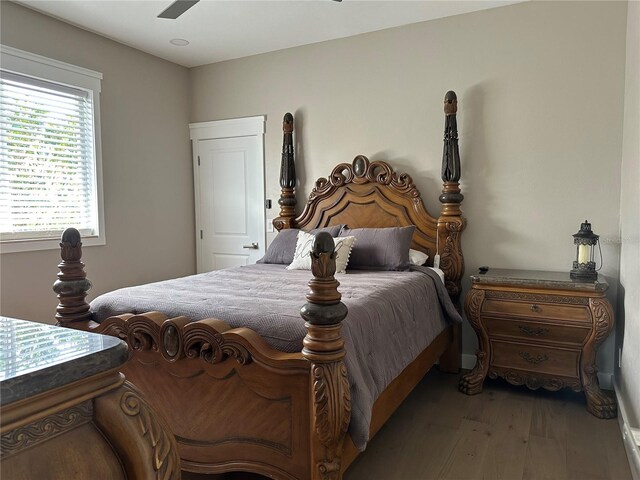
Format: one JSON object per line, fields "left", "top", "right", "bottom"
{"left": 530, "top": 304, "right": 541, "bottom": 313}
{"left": 519, "top": 351, "right": 549, "bottom": 365}
{"left": 518, "top": 325, "right": 550, "bottom": 337}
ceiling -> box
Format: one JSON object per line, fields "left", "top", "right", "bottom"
{"left": 16, "top": 0, "right": 525, "bottom": 68}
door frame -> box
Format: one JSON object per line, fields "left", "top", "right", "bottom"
{"left": 189, "top": 116, "right": 266, "bottom": 273}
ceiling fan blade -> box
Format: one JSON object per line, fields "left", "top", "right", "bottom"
{"left": 157, "top": 0, "right": 200, "bottom": 19}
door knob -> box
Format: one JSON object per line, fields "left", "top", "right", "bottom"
{"left": 243, "top": 242, "right": 259, "bottom": 249}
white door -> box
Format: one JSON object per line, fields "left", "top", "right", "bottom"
{"left": 191, "top": 117, "right": 265, "bottom": 273}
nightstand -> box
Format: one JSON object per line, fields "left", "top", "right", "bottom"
{"left": 459, "top": 268, "right": 617, "bottom": 419}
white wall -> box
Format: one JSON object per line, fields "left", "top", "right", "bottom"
{"left": 0, "top": 2, "right": 196, "bottom": 322}
{"left": 618, "top": 0, "right": 640, "bottom": 434}
{"left": 189, "top": 1, "right": 628, "bottom": 375}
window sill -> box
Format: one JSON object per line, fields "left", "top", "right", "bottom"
{"left": 1, "top": 234, "right": 105, "bottom": 254}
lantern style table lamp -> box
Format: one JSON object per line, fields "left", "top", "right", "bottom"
{"left": 570, "top": 220, "right": 600, "bottom": 281}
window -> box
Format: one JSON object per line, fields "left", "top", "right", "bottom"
{"left": 0, "top": 46, "right": 104, "bottom": 253}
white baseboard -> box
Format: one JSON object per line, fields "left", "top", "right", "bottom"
{"left": 615, "top": 383, "right": 640, "bottom": 480}
{"left": 461, "top": 353, "right": 476, "bottom": 371}
{"left": 599, "top": 372, "right": 614, "bottom": 391}
{"left": 460, "top": 355, "right": 614, "bottom": 390}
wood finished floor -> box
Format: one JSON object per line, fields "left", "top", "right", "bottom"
{"left": 183, "top": 369, "right": 632, "bottom": 480}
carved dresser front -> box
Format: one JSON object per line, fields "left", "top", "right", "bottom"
{"left": 459, "top": 269, "right": 617, "bottom": 419}
{"left": 0, "top": 317, "right": 181, "bottom": 479}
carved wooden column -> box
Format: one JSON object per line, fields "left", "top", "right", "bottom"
{"left": 93, "top": 381, "right": 181, "bottom": 479}
{"left": 458, "top": 288, "right": 488, "bottom": 394}
{"left": 301, "top": 232, "right": 350, "bottom": 480}
{"left": 53, "top": 227, "right": 93, "bottom": 326}
{"left": 274, "top": 112, "right": 297, "bottom": 231}
{"left": 582, "top": 298, "right": 617, "bottom": 418}
{"left": 437, "top": 90, "right": 466, "bottom": 303}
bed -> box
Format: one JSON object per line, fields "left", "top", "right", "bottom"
{"left": 53, "top": 91, "right": 466, "bottom": 480}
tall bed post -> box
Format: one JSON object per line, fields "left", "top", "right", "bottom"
{"left": 301, "top": 233, "right": 351, "bottom": 480}
{"left": 437, "top": 90, "right": 466, "bottom": 302}
{"left": 437, "top": 90, "right": 465, "bottom": 373}
{"left": 53, "top": 227, "right": 93, "bottom": 327}
{"left": 274, "top": 112, "right": 297, "bottom": 231}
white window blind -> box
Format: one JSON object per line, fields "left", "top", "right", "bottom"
{"left": 0, "top": 72, "right": 97, "bottom": 240}
{"left": 0, "top": 46, "right": 103, "bottom": 252}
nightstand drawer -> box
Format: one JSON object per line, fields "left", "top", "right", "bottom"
{"left": 485, "top": 318, "right": 591, "bottom": 345}
{"left": 491, "top": 340, "right": 580, "bottom": 378}
{"left": 483, "top": 299, "right": 590, "bottom": 324}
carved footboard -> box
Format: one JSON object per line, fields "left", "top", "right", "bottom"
{"left": 100, "top": 313, "right": 313, "bottom": 478}
{"left": 55, "top": 230, "right": 351, "bottom": 479}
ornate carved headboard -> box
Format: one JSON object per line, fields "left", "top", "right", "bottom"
{"left": 274, "top": 91, "right": 466, "bottom": 302}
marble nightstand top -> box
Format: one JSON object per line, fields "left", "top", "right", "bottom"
{"left": 469, "top": 268, "right": 608, "bottom": 292}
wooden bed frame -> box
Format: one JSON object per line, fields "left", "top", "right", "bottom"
{"left": 53, "top": 91, "right": 465, "bottom": 480}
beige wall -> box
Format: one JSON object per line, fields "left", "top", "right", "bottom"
{"left": 0, "top": 2, "right": 196, "bottom": 322}
{"left": 190, "top": 1, "right": 627, "bottom": 375}
{"left": 618, "top": 0, "right": 640, "bottom": 428}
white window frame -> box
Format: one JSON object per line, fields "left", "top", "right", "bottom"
{"left": 0, "top": 45, "right": 105, "bottom": 253}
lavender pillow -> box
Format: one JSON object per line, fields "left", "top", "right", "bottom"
{"left": 338, "top": 226, "right": 416, "bottom": 271}
{"left": 257, "top": 225, "right": 343, "bottom": 265}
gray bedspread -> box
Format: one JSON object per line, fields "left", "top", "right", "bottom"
{"left": 91, "top": 264, "right": 462, "bottom": 450}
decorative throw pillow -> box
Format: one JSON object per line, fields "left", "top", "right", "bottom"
{"left": 286, "top": 231, "right": 356, "bottom": 274}
{"left": 257, "top": 225, "right": 343, "bottom": 264}
{"left": 338, "top": 226, "right": 416, "bottom": 271}
{"left": 409, "top": 248, "right": 429, "bottom": 266}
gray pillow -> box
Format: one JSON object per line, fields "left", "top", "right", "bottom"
{"left": 339, "top": 226, "right": 416, "bottom": 271}
{"left": 257, "top": 225, "right": 343, "bottom": 264}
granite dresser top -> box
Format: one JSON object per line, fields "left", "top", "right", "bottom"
{"left": 0, "top": 317, "right": 128, "bottom": 406}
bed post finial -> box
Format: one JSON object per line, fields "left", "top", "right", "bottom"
{"left": 274, "top": 112, "right": 297, "bottom": 231}
{"left": 301, "top": 232, "right": 350, "bottom": 480}
{"left": 53, "top": 227, "right": 93, "bottom": 326}
{"left": 441, "top": 90, "right": 461, "bottom": 186}
{"left": 437, "top": 91, "right": 466, "bottom": 305}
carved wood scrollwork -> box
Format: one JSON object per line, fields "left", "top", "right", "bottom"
{"left": 183, "top": 322, "right": 252, "bottom": 365}
{"left": 308, "top": 156, "right": 421, "bottom": 204}
{"left": 1, "top": 402, "right": 92, "bottom": 458}
{"left": 437, "top": 217, "right": 466, "bottom": 299}
{"left": 96, "top": 313, "right": 252, "bottom": 366}
{"left": 313, "top": 363, "right": 350, "bottom": 447}
{"left": 92, "top": 381, "right": 181, "bottom": 480}
{"left": 127, "top": 316, "right": 162, "bottom": 353}
{"left": 519, "top": 351, "right": 549, "bottom": 365}
{"left": 119, "top": 389, "right": 180, "bottom": 479}
{"left": 312, "top": 362, "right": 351, "bottom": 477}
{"left": 518, "top": 325, "right": 550, "bottom": 337}
{"left": 484, "top": 290, "right": 589, "bottom": 305}
{"left": 490, "top": 369, "right": 582, "bottom": 392}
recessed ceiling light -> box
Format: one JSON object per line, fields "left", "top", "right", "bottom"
{"left": 170, "top": 38, "right": 189, "bottom": 46}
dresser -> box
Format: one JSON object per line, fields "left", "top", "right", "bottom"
{"left": 0, "top": 317, "right": 181, "bottom": 479}
{"left": 458, "top": 269, "right": 616, "bottom": 419}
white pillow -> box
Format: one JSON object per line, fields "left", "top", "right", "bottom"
{"left": 286, "top": 231, "right": 356, "bottom": 274}
{"left": 409, "top": 248, "right": 429, "bottom": 266}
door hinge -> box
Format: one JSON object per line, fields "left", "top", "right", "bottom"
{"left": 197, "top": 155, "right": 201, "bottom": 166}
{"left": 200, "top": 230, "right": 203, "bottom": 239}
